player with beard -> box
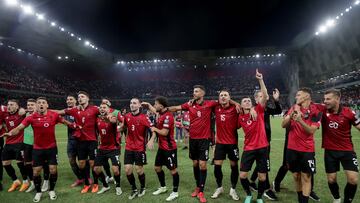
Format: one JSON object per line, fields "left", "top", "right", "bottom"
{"left": 317, "top": 89, "right": 360, "bottom": 203}
{"left": 210, "top": 90, "right": 240, "bottom": 201}
{"left": 1, "top": 99, "right": 28, "bottom": 192}
{"left": 142, "top": 96, "right": 180, "bottom": 201}
{"left": 121, "top": 98, "right": 153, "bottom": 200}
{"left": 282, "top": 88, "right": 322, "bottom": 203}
{"left": 93, "top": 103, "right": 122, "bottom": 195}
{"left": 1, "top": 97, "right": 76, "bottom": 202}
{"left": 165, "top": 85, "right": 241, "bottom": 203}
{"left": 56, "top": 91, "right": 100, "bottom": 193}
{"left": 64, "top": 95, "right": 84, "bottom": 187}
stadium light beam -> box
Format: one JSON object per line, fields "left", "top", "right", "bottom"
{"left": 355, "top": 1, "right": 360, "bottom": 5}
{"left": 51, "top": 22, "right": 56, "bottom": 26}
{"left": 5, "top": 0, "right": 19, "bottom": 7}
{"left": 21, "top": 4, "right": 34, "bottom": 15}
{"left": 326, "top": 19, "right": 335, "bottom": 27}
{"left": 36, "top": 13, "right": 45, "bottom": 20}
{"left": 84, "top": 41, "right": 90, "bottom": 46}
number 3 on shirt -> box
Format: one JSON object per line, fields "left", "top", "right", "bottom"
{"left": 131, "top": 124, "right": 135, "bottom": 131}
{"left": 197, "top": 111, "right": 201, "bottom": 117}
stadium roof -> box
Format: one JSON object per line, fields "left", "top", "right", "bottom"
{"left": 0, "top": 0, "right": 351, "bottom": 70}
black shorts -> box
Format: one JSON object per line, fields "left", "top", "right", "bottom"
{"left": 1, "top": 143, "right": 24, "bottom": 161}
{"left": 67, "top": 139, "right": 78, "bottom": 158}
{"left": 24, "top": 143, "right": 33, "bottom": 163}
{"left": 124, "top": 150, "right": 147, "bottom": 166}
{"left": 94, "top": 149, "right": 120, "bottom": 167}
{"left": 324, "top": 150, "right": 359, "bottom": 173}
{"left": 189, "top": 139, "right": 210, "bottom": 161}
{"left": 214, "top": 144, "right": 240, "bottom": 161}
{"left": 240, "top": 147, "right": 269, "bottom": 173}
{"left": 286, "top": 149, "right": 316, "bottom": 174}
{"left": 77, "top": 141, "right": 97, "bottom": 160}
{"left": 155, "top": 149, "right": 178, "bottom": 170}
{"left": 32, "top": 147, "right": 58, "bottom": 167}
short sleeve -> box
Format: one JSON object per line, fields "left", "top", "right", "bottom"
{"left": 21, "top": 116, "right": 32, "bottom": 127}
{"left": 208, "top": 100, "right": 219, "bottom": 108}
{"left": 162, "top": 115, "right": 173, "bottom": 129}
{"left": 56, "top": 113, "right": 64, "bottom": 124}
{"left": 64, "top": 107, "right": 77, "bottom": 116}
{"left": 310, "top": 110, "right": 322, "bottom": 128}
{"left": 349, "top": 109, "right": 360, "bottom": 126}
{"left": 117, "top": 113, "right": 124, "bottom": 123}
{"left": 143, "top": 115, "right": 153, "bottom": 128}
{"left": 255, "top": 104, "right": 265, "bottom": 114}
{"left": 181, "top": 102, "right": 190, "bottom": 110}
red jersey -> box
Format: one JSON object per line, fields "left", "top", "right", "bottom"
{"left": 156, "top": 111, "right": 177, "bottom": 150}
{"left": 238, "top": 104, "right": 268, "bottom": 151}
{"left": 65, "top": 105, "right": 99, "bottom": 141}
{"left": 215, "top": 104, "right": 239, "bottom": 145}
{"left": 21, "top": 111, "right": 63, "bottom": 149}
{"left": 287, "top": 103, "right": 322, "bottom": 152}
{"left": 3, "top": 112, "right": 25, "bottom": 144}
{"left": 181, "top": 100, "right": 218, "bottom": 139}
{"left": 0, "top": 105, "right": 8, "bottom": 135}
{"left": 96, "top": 117, "right": 120, "bottom": 150}
{"left": 317, "top": 104, "right": 360, "bottom": 151}
{"left": 124, "top": 112, "right": 152, "bottom": 152}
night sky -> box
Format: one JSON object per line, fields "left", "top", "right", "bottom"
{"left": 33, "top": 0, "right": 347, "bottom": 54}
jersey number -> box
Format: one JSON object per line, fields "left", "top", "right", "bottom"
{"left": 9, "top": 121, "right": 14, "bottom": 127}
{"left": 220, "top": 114, "right": 225, "bottom": 121}
{"left": 101, "top": 129, "right": 106, "bottom": 135}
{"left": 131, "top": 124, "right": 135, "bottom": 131}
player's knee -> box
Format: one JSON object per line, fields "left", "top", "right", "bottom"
{"left": 292, "top": 172, "right": 301, "bottom": 181}
{"left": 239, "top": 172, "right": 248, "bottom": 179}
{"left": 135, "top": 166, "right": 144, "bottom": 175}
{"left": 258, "top": 173, "right": 266, "bottom": 181}
{"left": 2, "top": 160, "right": 10, "bottom": 165}
{"left": 124, "top": 166, "right": 132, "bottom": 175}
{"left": 113, "top": 169, "right": 120, "bottom": 176}
{"left": 199, "top": 161, "right": 207, "bottom": 170}
{"left": 154, "top": 166, "right": 162, "bottom": 173}
{"left": 49, "top": 166, "right": 57, "bottom": 174}
{"left": 78, "top": 160, "right": 86, "bottom": 168}
{"left": 347, "top": 173, "right": 359, "bottom": 185}
{"left": 170, "top": 168, "right": 177, "bottom": 175}
{"left": 327, "top": 174, "right": 337, "bottom": 183}
{"left": 192, "top": 160, "right": 199, "bottom": 167}
{"left": 93, "top": 166, "right": 101, "bottom": 174}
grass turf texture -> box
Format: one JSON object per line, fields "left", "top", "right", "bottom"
{"left": 0, "top": 117, "right": 359, "bottom": 202}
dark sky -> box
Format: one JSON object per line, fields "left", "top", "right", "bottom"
{"left": 33, "top": 0, "right": 347, "bottom": 54}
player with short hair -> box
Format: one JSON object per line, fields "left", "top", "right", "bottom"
{"left": 281, "top": 87, "right": 322, "bottom": 203}
{"left": 57, "top": 91, "right": 101, "bottom": 193}
{"left": 93, "top": 103, "right": 122, "bottom": 195}
{"left": 248, "top": 89, "right": 282, "bottom": 201}
{"left": 142, "top": 96, "right": 180, "bottom": 201}
{"left": 166, "top": 85, "right": 240, "bottom": 203}
{"left": 238, "top": 69, "right": 269, "bottom": 203}
{"left": 317, "top": 89, "right": 360, "bottom": 203}
{"left": 1, "top": 99, "right": 28, "bottom": 192}
{"left": 210, "top": 89, "right": 240, "bottom": 201}
{"left": 63, "top": 95, "right": 84, "bottom": 187}
{"left": 122, "top": 98, "right": 153, "bottom": 200}
{"left": 1, "top": 97, "right": 75, "bottom": 202}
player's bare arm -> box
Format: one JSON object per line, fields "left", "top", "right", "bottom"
{"left": 1, "top": 124, "right": 26, "bottom": 137}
